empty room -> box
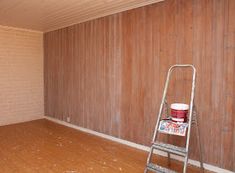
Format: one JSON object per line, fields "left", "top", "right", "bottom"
{"left": 0, "top": 0, "right": 234, "bottom": 173}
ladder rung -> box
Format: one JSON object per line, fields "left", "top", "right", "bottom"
{"left": 153, "top": 142, "right": 187, "bottom": 157}
{"left": 147, "top": 163, "right": 177, "bottom": 173}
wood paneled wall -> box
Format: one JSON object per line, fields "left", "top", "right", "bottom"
{"left": 44, "top": 0, "right": 235, "bottom": 171}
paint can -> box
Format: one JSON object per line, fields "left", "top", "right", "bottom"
{"left": 170, "top": 103, "right": 189, "bottom": 123}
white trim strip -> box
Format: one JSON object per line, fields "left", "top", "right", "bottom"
{"left": 44, "top": 116, "right": 233, "bottom": 173}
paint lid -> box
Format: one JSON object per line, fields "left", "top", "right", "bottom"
{"left": 171, "top": 103, "right": 189, "bottom": 110}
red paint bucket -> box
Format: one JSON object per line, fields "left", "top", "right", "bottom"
{"left": 170, "top": 103, "right": 189, "bottom": 123}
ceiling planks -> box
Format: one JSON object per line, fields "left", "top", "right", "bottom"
{"left": 0, "top": 0, "right": 163, "bottom": 32}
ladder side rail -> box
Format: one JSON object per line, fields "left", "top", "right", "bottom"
{"left": 183, "top": 65, "right": 196, "bottom": 173}
{"left": 151, "top": 66, "right": 175, "bottom": 143}
{"left": 194, "top": 106, "right": 204, "bottom": 172}
{"left": 145, "top": 66, "right": 175, "bottom": 171}
{"left": 145, "top": 145, "right": 155, "bottom": 171}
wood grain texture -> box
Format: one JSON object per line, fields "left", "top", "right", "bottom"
{"left": 0, "top": 119, "right": 211, "bottom": 173}
{"left": 44, "top": 0, "right": 235, "bottom": 171}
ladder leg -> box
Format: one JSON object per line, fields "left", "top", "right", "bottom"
{"left": 145, "top": 146, "right": 154, "bottom": 173}
{"left": 183, "top": 155, "right": 189, "bottom": 173}
{"left": 195, "top": 112, "right": 204, "bottom": 172}
{"left": 167, "top": 152, "right": 171, "bottom": 167}
{"left": 167, "top": 135, "right": 171, "bottom": 167}
{"left": 183, "top": 113, "right": 192, "bottom": 173}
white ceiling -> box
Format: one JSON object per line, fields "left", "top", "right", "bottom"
{"left": 0, "top": 0, "right": 163, "bottom": 32}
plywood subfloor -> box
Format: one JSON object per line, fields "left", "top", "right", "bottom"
{"left": 0, "top": 119, "right": 211, "bottom": 173}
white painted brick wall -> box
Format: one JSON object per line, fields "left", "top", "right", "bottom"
{"left": 0, "top": 26, "right": 44, "bottom": 125}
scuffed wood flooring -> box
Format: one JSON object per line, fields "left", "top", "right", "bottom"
{"left": 0, "top": 119, "right": 212, "bottom": 173}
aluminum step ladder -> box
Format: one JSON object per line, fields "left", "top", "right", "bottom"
{"left": 144, "top": 64, "right": 204, "bottom": 173}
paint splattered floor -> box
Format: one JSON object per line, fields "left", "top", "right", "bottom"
{"left": 0, "top": 119, "right": 211, "bottom": 173}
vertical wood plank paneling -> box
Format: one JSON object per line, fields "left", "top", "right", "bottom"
{"left": 221, "top": 0, "right": 235, "bottom": 170}
{"left": 44, "top": 0, "right": 235, "bottom": 171}
{"left": 192, "top": 0, "right": 206, "bottom": 162}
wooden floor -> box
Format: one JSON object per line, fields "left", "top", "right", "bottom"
{"left": 0, "top": 119, "right": 211, "bottom": 173}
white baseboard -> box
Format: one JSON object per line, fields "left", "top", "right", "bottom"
{"left": 44, "top": 116, "right": 234, "bottom": 173}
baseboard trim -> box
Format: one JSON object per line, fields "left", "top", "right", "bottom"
{"left": 44, "top": 116, "right": 233, "bottom": 173}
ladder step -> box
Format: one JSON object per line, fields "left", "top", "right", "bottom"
{"left": 153, "top": 142, "right": 187, "bottom": 157}
{"left": 147, "top": 163, "right": 177, "bottom": 173}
